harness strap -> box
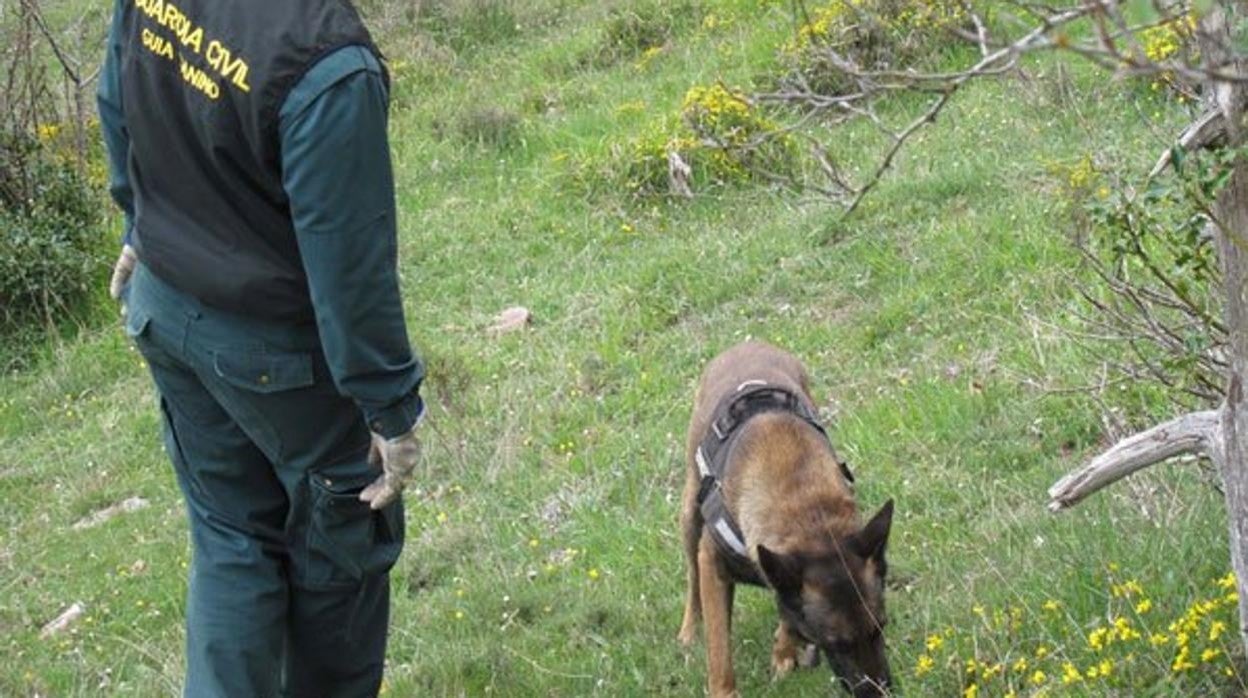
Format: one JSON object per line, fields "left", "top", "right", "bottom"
{"left": 695, "top": 382, "right": 852, "bottom": 583}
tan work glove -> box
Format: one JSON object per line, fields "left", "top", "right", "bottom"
{"left": 359, "top": 422, "right": 422, "bottom": 510}
{"left": 109, "top": 244, "right": 137, "bottom": 301}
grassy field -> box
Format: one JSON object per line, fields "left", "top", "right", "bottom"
{"left": 1, "top": 1, "right": 1243, "bottom": 696}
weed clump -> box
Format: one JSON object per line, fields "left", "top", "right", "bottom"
{"left": 456, "top": 106, "right": 523, "bottom": 148}
{"left": 590, "top": 0, "right": 702, "bottom": 68}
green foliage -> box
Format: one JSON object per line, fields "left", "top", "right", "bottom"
{"left": 578, "top": 84, "right": 797, "bottom": 199}
{"left": 1072, "top": 145, "right": 1228, "bottom": 407}
{"left": 0, "top": 134, "right": 105, "bottom": 329}
{"left": 779, "top": 0, "right": 969, "bottom": 94}
{"left": 590, "top": 0, "right": 703, "bottom": 67}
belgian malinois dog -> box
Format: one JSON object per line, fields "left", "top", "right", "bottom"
{"left": 678, "top": 341, "right": 895, "bottom": 697}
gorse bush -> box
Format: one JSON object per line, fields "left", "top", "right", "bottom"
{"left": 780, "top": 0, "right": 968, "bottom": 95}
{"left": 586, "top": 84, "right": 797, "bottom": 199}
{"left": 1137, "top": 13, "right": 1198, "bottom": 98}
{"left": 0, "top": 133, "right": 105, "bottom": 329}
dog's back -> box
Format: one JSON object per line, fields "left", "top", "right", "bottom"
{"left": 685, "top": 341, "right": 812, "bottom": 466}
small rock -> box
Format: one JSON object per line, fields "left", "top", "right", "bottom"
{"left": 72, "top": 497, "right": 150, "bottom": 531}
{"left": 488, "top": 306, "right": 532, "bottom": 335}
{"left": 40, "top": 602, "right": 85, "bottom": 639}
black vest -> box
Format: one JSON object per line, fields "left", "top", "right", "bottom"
{"left": 119, "top": 0, "right": 384, "bottom": 321}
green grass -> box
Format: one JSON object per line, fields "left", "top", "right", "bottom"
{"left": 1, "top": 1, "right": 1242, "bottom": 696}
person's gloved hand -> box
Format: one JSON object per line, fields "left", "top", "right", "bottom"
{"left": 359, "top": 423, "right": 422, "bottom": 510}
{"left": 109, "top": 244, "right": 137, "bottom": 301}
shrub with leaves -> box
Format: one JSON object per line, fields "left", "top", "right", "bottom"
{"left": 590, "top": 84, "right": 797, "bottom": 199}
{"left": 0, "top": 134, "right": 104, "bottom": 329}
{"left": 1138, "top": 14, "right": 1199, "bottom": 98}
{"left": 1066, "top": 146, "right": 1230, "bottom": 410}
{"left": 780, "top": 0, "right": 969, "bottom": 95}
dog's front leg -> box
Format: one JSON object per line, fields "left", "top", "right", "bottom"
{"left": 698, "top": 537, "right": 737, "bottom": 698}
{"left": 678, "top": 468, "right": 704, "bottom": 647}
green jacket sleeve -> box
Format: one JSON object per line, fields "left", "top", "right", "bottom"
{"left": 279, "top": 46, "right": 424, "bottom": 438}
{"left": 97, "top": 0, "right": 134, "bottom": 245}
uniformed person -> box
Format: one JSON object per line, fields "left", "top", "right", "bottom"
{"left": 98, "top": 1, "right": 423, "bottom": 695}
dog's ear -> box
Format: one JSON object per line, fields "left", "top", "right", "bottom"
{"left": 851, "top": 499, "right": 894, "bottom": 564}
{"left": 758, "top": 545, "right": 802, "bottom": 597}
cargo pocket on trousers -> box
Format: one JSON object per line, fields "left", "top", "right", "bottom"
{"left": 123, "top": 305, "right": 151, "bottom": 342}
{"left": 211, "top": 349, "right": 315, "bottom": 394}
{"left": 305, "top": 473, "right": 405, "bottom": 590}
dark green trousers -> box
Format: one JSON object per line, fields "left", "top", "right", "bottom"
{"left": 124, "top": 263, "right": 404, "bottom": 698}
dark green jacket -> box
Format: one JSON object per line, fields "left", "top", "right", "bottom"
{"left": 98, "top": 2, "right": 423, "bottom": 438}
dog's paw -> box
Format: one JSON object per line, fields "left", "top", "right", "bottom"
{"left": 798, "top": 643, "right": 820, "bottom": 669}
{"left": 771, "top": 652, "right": 798, "bottom": 679}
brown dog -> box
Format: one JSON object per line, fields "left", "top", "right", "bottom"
{"left": 678, "top": 341, "right": 894, "bottom": 697}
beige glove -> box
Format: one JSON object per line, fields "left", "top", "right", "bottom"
{"left": 359, "top": 423, "right": 422, "bottom": 510}
{"left": 109, "top": 244, "right": 137, "bottom": 301}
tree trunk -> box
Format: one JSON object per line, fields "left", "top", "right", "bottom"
{"left": 1049, "top": 1, "right": 1248, "bottom": 658}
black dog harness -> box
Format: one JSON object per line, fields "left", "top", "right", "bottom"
{"left": 695, "top": 381, "right": 853, "bottom": 584}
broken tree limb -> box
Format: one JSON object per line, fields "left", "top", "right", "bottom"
{"left": 1047, "top": 409, "right": 1222, "bottom": 511}
{"left": 1149, "top": 107, "right": 1226, "bottom": 179}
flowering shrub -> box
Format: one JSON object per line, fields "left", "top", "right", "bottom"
{"left": 780, "top": 0, "right": 969, "bottom": 95}
{"left": 910, "top": 570, "right": 1244, "bottom": 696}
{"left": 596, "top": 84, "right": 797, "bottom": 199}
{"left": 1138, "top": 15, "right": 1198, "bottom": 97}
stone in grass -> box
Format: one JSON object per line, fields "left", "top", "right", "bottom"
{"left": 488, "top": 306, "right": 532, "bottom": 335}
{"left": 72, "top": 496, "right": 150, "bottom": 531}
{"left": 40, "top": 602, "right": 85, "bottom": 639}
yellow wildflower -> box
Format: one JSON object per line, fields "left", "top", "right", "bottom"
{"left": 1173, "top": 646, "right": 1195, "bottom": 672}
{"left": 963, "top": 684, "right": 978, "bottom": 698}
{"left": 1061, "top": 662, "right": 1082, "bottom": 684}
{"left": 1113, "top": 617, "right": 1141, "bottom": 642}
{"left": 1030, "top": 670, "right": 1047, "bottom": 685}
{"left": 1012, "top": 657, "right": 1028, "bottom": 673}
{"left": 1210, "top": 621, "right": 1227, "bottom": 641}
{"left": 1111, "top": 580, "right": 1144, "bottom": 598}
{"left": 1202, "top": 648, "right": 1222, "bottom": 663}
{"left": 1087, "top": 626, "right": 1109, "bottom": 651}
{"left": 1034, "top": 645, "right": 1050, "bottom": 660}
{"left": 1042, "top": 600, "right": 1060, "bottom": 612}
{"left": 37, "top": 123, "right": 61, "bottom": 142}
{"left": 915, "top": 654, "right": 934, "bottom": 676}
{"left": 1135, "top": 599, "right": 1153, "bottom": 614}
{"left": 925, "top": 634, "right": 944, "bottom": 652}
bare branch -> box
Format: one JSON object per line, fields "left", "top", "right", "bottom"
{"left": 1048, "top": 409, "right": 1222, "bottom": 511}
